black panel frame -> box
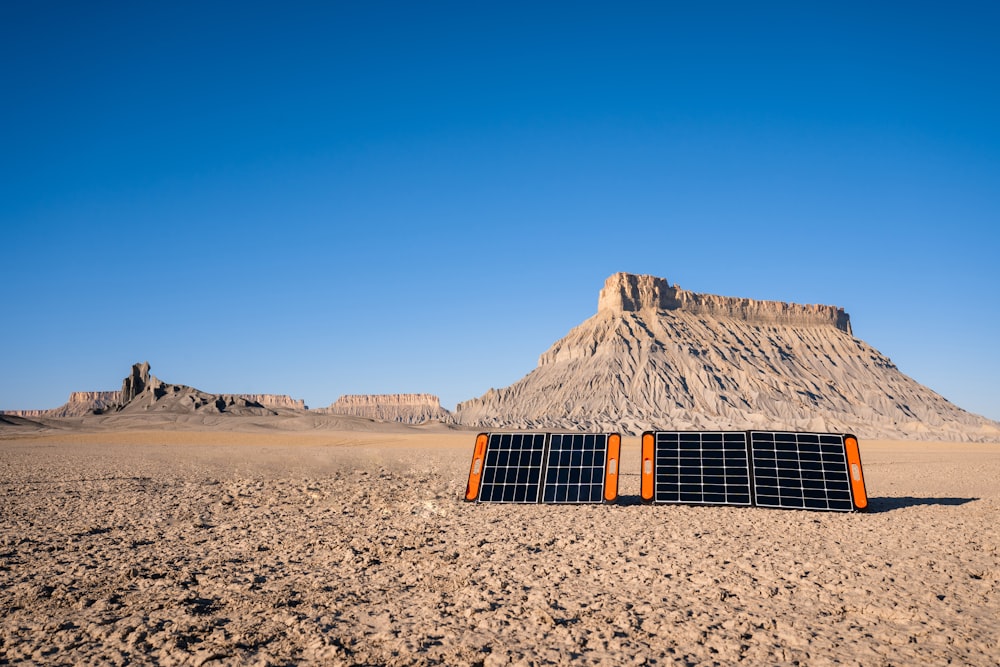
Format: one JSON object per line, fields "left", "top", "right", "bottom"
{"left": 643, "top": 430, "right": 863, "bottom": 513}
{"left": 651, "top": 431, "right": 753, "bottom": 506}
{"left": 748, "top": 431, "right": 856, "bottom": 512}
{"left": 472, "top": 432, "right": 616, "bottom": 504}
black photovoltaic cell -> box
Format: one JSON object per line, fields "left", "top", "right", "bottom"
{"left": 653, "top": 431, "right": 752, "bottom": 506}
{"left": 644, "top": 430, "right": 863, "bottom": 512}
{"left": 471, "top": 432, "right": 617, "bottom": 504}
{"left": 477, "top": 433, "right": 546, "bottom": 503}
{"left": 542, "top": 433, "right": 610, "bottom": 503}
{"left": 749, "top": 431, "right": 854, "bottom": 512}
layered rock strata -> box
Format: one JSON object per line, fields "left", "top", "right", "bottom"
{"left": 598, "top": 273, "right": 851, "bottom": 333}
{"left": 324, "top": 394, "right": 453, "bottom": 424}
{"left": 239, "top": 395, "right": 307, "bottom": 410}
{"left": 0, "top": 409, "right": 48, "bottom": 418}
{"left": 2, "top": 392, "right": 121, "bottom": 418}
{"left": 455, "top": 273, "right": 1000, "bottom": 441}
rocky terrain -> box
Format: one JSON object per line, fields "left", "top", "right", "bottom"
{"left": 1, "top": 432, "right": 997, "bottom": 666}
{"left": 322, "top": 394, "right": 453, "bottom": 424}
{"left": 455, "top": 273, "right": 1000, "bottom": 441}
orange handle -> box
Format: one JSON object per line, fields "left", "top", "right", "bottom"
{"left": 640, "top": 432, "right": 655, "bottom": 502}
{"left": 465, "top": 433, "right": 489, "bottom": 501}
{"left": 844, "top": 435, "right": 868, "bottom": 511}
{"left": 604, "top": 433, "right": 621, "bottom": 502}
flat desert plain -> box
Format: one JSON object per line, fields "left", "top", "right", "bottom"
{"left": 1, "top": 428, "right": 998, "bottom": 666}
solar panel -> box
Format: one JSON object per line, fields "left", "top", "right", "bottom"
{"left": 472, "top": 432, "right": 547, "bottom": 503}
{"left": 466, "top": 432, "right": 621, "bottom": 504}
{"left": 749, "top": 431, "right": 862, "bottom": 512}
{"left": 646, "top": 431, "right": 752, "bottom": 506}
{"left": 641, "top": 430, "right": 867, "bottom": 512}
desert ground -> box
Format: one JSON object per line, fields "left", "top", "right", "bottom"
{"left": 1, "top": 427, "right": 997, "bottom": 666}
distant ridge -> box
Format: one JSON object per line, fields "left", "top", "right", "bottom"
{"left": 104, "top": 361, "right": 288, "bottom": 416}
{"left": 5, "top": 278, "right": 998, "bottom": 441}
{"left": 454, "top": 272, "right": 1000, "bottom": 442}
{"left": 0, "top": 364, "right": 449, "bottom": 426}
{"left": 1, "top": 363, "right": 307, "bottom": 418}
{"left": 321, "top": 394, "right": 453, "bottom": 424}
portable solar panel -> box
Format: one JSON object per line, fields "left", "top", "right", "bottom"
{"left": 749, "top": 431, "right": 865, "bottom": 512}
{"left": 641, "top": 430, "right": 867, "bottom": 512}
{"left": 466, "top": 432, "right": 621, "bottom": 503}
{"left": 645, "top": 431, "right": 753, "bottom": 506}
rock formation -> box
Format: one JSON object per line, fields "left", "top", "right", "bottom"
{"left": 104, "top": 362, "right": 301, "bottom": 417}
{"left": 120, "top": 361, "right": 152, "bottom": 404}
{"left": 4, "top": 390, "right": 304, "bottom": 418}
{"left": 239, "top": 395, "right": 307, "bottom": 410}
{"left": 48, "top": 391, "right": 122, "bottom": 417}
{"left": 323, "top": 394, "right": 453, "bottom": 424}
{"left": 0, "top": 409, "right": 48, "bottom": 418}
{"left": 2, "top": 392, "right": 119, "bottom": 418}
{"left": 598, "top": 273, "right": 852, "bottom": 333}
{"left": 455, "top": 272, "right": 1000, "bottom": 441}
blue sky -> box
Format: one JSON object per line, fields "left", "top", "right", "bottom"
{"left": 2, "top": 2, "right": 998, "bottom": 421}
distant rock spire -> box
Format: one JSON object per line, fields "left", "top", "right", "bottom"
{"left": 120, "top": 361, "right": 152, "bottom": 404}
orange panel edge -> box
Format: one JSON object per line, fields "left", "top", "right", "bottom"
{"left": 844, "top": 434, "right": 868, "bottom": 511}
{"left": 604, "top": 433, "right": 621, "bottom": 502}
{"left": 641, "top": 431, "right": 655, "bottom": 503}
{"left": 465, "top": 433, "right": 489, "bottom": 502}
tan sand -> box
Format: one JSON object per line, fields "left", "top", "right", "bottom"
{"left": 1, "top": 431, "right": 997, "bottom": 665}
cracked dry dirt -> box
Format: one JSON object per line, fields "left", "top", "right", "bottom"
{"left": 1, "top": 431, "right": 998, "bottom": 665}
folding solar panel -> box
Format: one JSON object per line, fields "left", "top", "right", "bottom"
{"left": 466, "top": 432, "right": 621, "bottom": 503}
{"left": 641, "top": 430, "right": 868, "bottom": 512}
{"left": 642, "top": 431, "right": 753, "bottom": 506}
{"left": 749, "top": 431, "right": 865, "bottom": 512}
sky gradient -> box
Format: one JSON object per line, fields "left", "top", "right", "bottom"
{"left": 3, "top": 2, "right": 999, "bottom": 421}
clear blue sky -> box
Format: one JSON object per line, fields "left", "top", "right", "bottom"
{"left": 2, "top": 2, "right": 998, "bottom": 421}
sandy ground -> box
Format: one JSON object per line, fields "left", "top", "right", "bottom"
{"left": 1, "top": 429, "right": 998, "bottom": 666}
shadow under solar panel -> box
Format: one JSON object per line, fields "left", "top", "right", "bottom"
{"left": 466, "top": 432, "right": 621, "bottom": 504}
{"left": 641, "top": 430, "right": 868, "bottom": 512}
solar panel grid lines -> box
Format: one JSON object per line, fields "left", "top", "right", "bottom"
{"left": 466, "top": 430, "right": 866, "bottom": 511}
{"left": 465, "top": 432, "right": 621, "bottom": 504}
{"left": 642, "top": 430, "right": 868, "bottom": 513}
{"left": 543, "top": 433, "right": 609, "bottom": 504}
{"left": 478, "top": 432, "right": 547, "bottom": 503}
{"left": 749, "top": 431, "right": 855, "bottom": 512}
{"left": 651, "top": 431, "right": 753, "bottom": 506}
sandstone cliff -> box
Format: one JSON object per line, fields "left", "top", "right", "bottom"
{"left": 0, "top": 409, "right": 48, "bottom": 418}
{"left": 597, "top": 273, "right": 852, "bottom": 333}
{"left": 50, "top": 391, "right": 122, "bottom": 417}
{"left": 239, "top": 394, "right": 307, "bottom": 410}
{"left": 323, "top": 394, "right": 453, "bottom": 424}
{"left": 455, "top": 273, "right": 1000, "bottom": 441}
{"left": 2, "top": 391, "right": 121, "bottom": 418}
